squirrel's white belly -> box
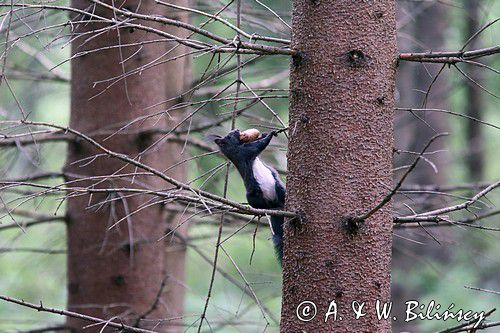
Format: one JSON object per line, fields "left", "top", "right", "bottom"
{"left": 252, "top": 158, "right": 277, "bottom": 202}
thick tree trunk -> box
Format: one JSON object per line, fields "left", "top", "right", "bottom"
{"left": 281, "top": 1, "right": 396, "bottom": 331}
{"left": 464, "top": 0, "right": 484, "bottom": 181}
{"left": 65, "top": 1, "right": 189, "bottom": 331}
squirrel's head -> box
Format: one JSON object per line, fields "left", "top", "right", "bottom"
{"left": 212, "top": 129, "right": 242, "bottom": 159}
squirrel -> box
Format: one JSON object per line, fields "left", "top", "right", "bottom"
{"left": 212, "top": 129, "right": 285, "bottom": 264}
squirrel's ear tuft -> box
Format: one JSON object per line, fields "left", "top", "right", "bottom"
{"left": 229, "top": 129, "right": 241, "bottom": 137}
{"left": 206, "top": 134, "right": 222, "bottom": 142}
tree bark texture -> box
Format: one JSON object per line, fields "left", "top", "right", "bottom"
{"left": 282, "top": 1, "right": 396, "bottom": 332}
{"left": 66, "top": 1, "right": 189, "bottom": 331}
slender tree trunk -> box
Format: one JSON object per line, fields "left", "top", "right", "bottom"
{"left": 405, "top": 3, "right": 450, "bottom": 187}
{"left": 65, "top": 1, "right": 189, "bottom": 331}
{"left": 392, "top": 3, "right": 450, "bottom": 331}
{"left": 281, "top": 1, "right": 396, "bottom": 331}
{"left": 464, "top": 0, "right": 484, "bottom": 181}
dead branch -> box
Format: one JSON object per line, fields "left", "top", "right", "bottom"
{"left": 399, "top": 45, "right": 500, "bottom": 63}
{"left": 0, "top": 295, "right": 158, "bottom": 333}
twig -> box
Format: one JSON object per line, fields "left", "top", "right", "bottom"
{"left": 437, "top": 308, "right": 497, "bottom": 333}
{"left": 0, "top": 295, "right": 158, "bottom": 333}
{"left": 355, "top": 133, "right": 447, "bottom": 222}
{"left": 0, "top": 120, "right": 298, "bottom": 219}
{"left": 465, "top": 286, "right": 500, "bottom": 296}
{"left": 399, "top": 45, "right": 500, "bottom": 63}
{"left": 0, "top": 247, "right": 66, "bottom": 254}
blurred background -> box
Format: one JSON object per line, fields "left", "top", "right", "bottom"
{"left": 0, "top": 0, "right": 499, "bottom": 332}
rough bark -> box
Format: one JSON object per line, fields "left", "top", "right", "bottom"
{"left": 281, "top": 1, "right": 396, "bottom": 332}
{"left": 464, "top": 0, "right": 484, "bottom": 181}
{"left": 65, "top": 1, "right": 189, "bottom": 332}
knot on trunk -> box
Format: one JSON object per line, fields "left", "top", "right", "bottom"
{"left": 346, "top": 50, "right": 370, "bottom": 68}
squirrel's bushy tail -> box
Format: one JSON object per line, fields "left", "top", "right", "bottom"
{"left": 270, "top": 215, "right": 284, "bottom": 265}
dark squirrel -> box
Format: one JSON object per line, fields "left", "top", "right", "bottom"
{"left": 213, "top": 129, "right": 285, "bottom": 264}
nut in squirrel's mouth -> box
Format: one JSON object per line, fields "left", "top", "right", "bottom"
{"left": 239, "top": 128, "right": 261, "bottom": 143}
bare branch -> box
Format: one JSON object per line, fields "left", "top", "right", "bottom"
{"left": 399, "top": 45, "right": 500, "bottom": 64}
{"left": 354, "top": 133, "right": 447, "bottom": 222}
{"left": 0, "top": 295, "right": 158, "bottom": 333}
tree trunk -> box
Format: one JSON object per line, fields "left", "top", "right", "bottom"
{"left": 392, "top": 3, "right": 450, "bottom": 331}
{"left": 281, "top": 1, "right": 396, "bottom": 331}
{"left": 464, "top": 0, "right": 484, "bottom": 181}
{"left": 65, "top": 1, "right": 189, "bottom": 331}
{"left": 394, "top": 1, "right": 450, "bottom": 187}
{"left": 402, "top": 3, "right": 449, "bottom": 187}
